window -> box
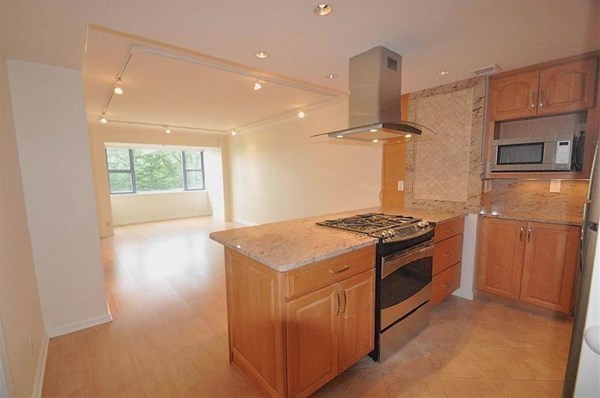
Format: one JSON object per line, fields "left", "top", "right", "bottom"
{"left": 106, "top": 147, "right": 205, "bottom": 194}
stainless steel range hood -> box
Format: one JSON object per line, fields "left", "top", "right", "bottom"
{"left": 313, "top": 46, "right": 433, "bottom": 142}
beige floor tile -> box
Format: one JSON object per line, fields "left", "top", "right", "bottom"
{"left": 492, "top": 379, "right": 563, "bottom": 398}
{"left": 468, "top": 346, "right": 545, "bottom": 380}
{"left": 515, "top": 347, "right": 569, "bottom": 381}
{"left": 319, "top": 368, "right": 390, "bottom": 398}
{"left": 382, "top": 373, "right": 446, "bottom": 398}
{"left": 438, "top": 377, "right": 505, "bottom": 398}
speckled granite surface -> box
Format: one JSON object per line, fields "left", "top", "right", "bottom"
{"left": 209, "top": 208, "right": 464, "bottom": 272}
{"left": 480, "top": 212, "right": 582, "bottom": 227}
{"left": 209, "top": 210, "right": 377, "bottom": 272}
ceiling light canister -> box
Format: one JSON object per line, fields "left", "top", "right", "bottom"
{"left": 298, "top": 110, "right": 305, "bottom": 119}
{"left": 231, "top": 130, "right": 237, "bottom": 136}
{"left": 372, "top": 139, "right": 379, "bottom": 143}
{"left": 438, "top": 69, "right": 451, "bottom": 76}
{"left": 114, "top": 78, "right": 123, "bottom": 95}
{"left": 336, "top": 135, "right": 344, "bottom": 138}
{"left": 255, "top": 51, "right": 269, "bottom": 59}
{"left": 100, "top": 115, "right": 108, "bottom": 124}
{"left": 314, "top": 4, "right": 332, "bottom": 16}
{"left": 405, "top": 134, "right": 412, "bottom": 138}
{"left": 369, "top": 128, "right": 378, "bottom": 132}
{"left": 165, "top": 127, "right": 172, "bottom": 134}
{"left": 253, "top": 81, "right": 262, "bottom": 91}
{"left": 326, "top": 73, "right": 336, "bottom": 79}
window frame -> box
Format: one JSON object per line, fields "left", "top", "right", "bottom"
{"left": 105, "top": 147, "right": 206, "bottom": 195}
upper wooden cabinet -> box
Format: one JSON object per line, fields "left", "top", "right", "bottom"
{"left": 490, "top": 71, "right": 540, "bottom": 121}
{"left": 538, "top": 58, "right": 598, "bottom": 115}
{"left": 477, "top": 217, "right": 580, "bottom": 313}
{"left": 490, "top": 57, "right": 598, "bottom": 121}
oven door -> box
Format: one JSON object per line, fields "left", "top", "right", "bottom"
{"left": 380, "top": 241, "right": 433, "bottom": 330}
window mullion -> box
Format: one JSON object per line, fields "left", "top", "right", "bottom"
{"left": 129, "top": 149, "right": 137, "bottom": 193}
{"left": 182, "top": 151, "right": 189, "bottom": 190}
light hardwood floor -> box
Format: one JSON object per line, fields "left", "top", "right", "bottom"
{"left": 42, "top": 217, "right": 572, "bottom": 397}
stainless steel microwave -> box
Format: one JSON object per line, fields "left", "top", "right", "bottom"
{"left": 490, "top": 135, "right": 574, "bottom": 172}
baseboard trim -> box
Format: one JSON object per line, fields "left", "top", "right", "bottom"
{"left": 46, "top": 313, "right": 113, "bottom": 338}
{"left": 232, "top": 218, "right": 258, "bottom": 226}
{"left": 33, "top": 333, "right": 48, "bottom": 398}
{"left": 452, "top": 289, "right": 474, "bottom": 301}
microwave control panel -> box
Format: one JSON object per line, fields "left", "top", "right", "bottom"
{"left": 555, "top": 141, "right": 572, "bottom": 164}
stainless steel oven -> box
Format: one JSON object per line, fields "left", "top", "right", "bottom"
{"left": 376, "top": 241, "right": 433, "bottom": 361}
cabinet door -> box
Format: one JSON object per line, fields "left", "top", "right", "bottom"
{"left": 477, "top": 218, "right": 526, "bottom": 299}
{"left": 538, "top": 58, "right": 598, "bottom": 115}
{"left": 520, "top": 222, "right": 580, "bottom": 313}
{"left": 490, "top": 71, "right": 540, "bottom": 121}
{"left": 337, "top": 269, "right": 375, "bottom": 373}
{"left": 286, "top": 284, "right": 338, "bottom": 398}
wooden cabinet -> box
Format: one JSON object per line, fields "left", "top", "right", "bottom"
{"left": 538, "top": 59, "right": 598, "bottom": 115}
{"left": 477, "top": 217, "right": 580, "bottom": 313}
{"left": 431, "top": 217, "right": 464, "bottom": 306}
{"left": 287, "top": 270, "right": 374, "bottom": 396}
{"left": 490, "top": 57, "right": 598, "bottom": 121}
{"left": 225, "top": 246, "right": 375, "bottom": 398}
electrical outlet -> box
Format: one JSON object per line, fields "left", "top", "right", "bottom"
{"left": 550, "top": 180, "right": 561, "bottom": 193}
{"left": 27, "top": 334, "right": 34, "bottom": 355}
{"left": 397, "top": 180, "right": 404, "bottom": 191}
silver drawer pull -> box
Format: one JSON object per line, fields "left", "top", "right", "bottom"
{"left": 329, "top": 265, "right": 350, "bottom": 274}
{"left": 444, "top": 228, "right": 454, "bottom": 233}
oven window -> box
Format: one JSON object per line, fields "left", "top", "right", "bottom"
{"left": 380, "top": 257, "right": 432, "bottom": 309}
{"left": 497, "top": 143, "right": 544, "bottom": 165}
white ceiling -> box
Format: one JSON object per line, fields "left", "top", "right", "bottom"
{"left": 2, "top": 0, "right": 599, "bottom": 132}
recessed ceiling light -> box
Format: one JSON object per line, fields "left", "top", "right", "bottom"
{"left": 298, "top": 110, "right": 305, "bottom": 118}
{"left": 255, "top": 51, "right": 269, "bottom": 59}
{"left": 114, "top": 78, "right": 123, "bottom": 95}
{"left": 336, "top": 135, "right": 344, "bottom": 138}
{"left": 372, "top": 139, "right": 379, "bottom": 143}
{"left": 405, "top": 134, "right": 412, "bottom": 138}
{"left": 231, "top": 130, "right": 237, "bottom": 136}
{"left": 369, "top": 128, "right": 378, "bottom": 132}
{"left": 253, "top": 81, "right": 262, "bottom": 91}
{"left": 100, "top": 115, "right": 108, "bottom": 124}
{"left": 438, "top": 69, "right": 451, "bottom": 76}
{"left": 165, "top": 127, "right": 172, "bottom": 134}
{"left": 326, "top": 73, "right": 336, "bottom": 79}
{"left": 314, "top": 4, "right": 332, "bottom": 16}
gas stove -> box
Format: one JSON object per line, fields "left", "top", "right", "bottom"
{"left": 317, "top": 213, "right": 433, "bottom": 244}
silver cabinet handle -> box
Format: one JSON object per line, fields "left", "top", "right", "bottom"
{"left": 539, "top": 91, "right": 544, "bottom": 108}
{"left": 531, "top": 92, "right": 536, "bottom": 109}
{"left": 329, "top": 264, "right": 350, "bottom": 274}
{"left": 334, "top": 292, "right": 340, "bottom": 316}
{"left": 520, "top": 227, "right": 524, "bottom": 241}
{"left": 527, "top": 228, "right": 532, "bottom": 242}
{"left": 340, "top": 290, "right": 347, "bottom": 314}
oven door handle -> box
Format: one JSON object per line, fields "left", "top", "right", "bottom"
{"left": 381, "top": 242, "right": 434, "bottom": 279}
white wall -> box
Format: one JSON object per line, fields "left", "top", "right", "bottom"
{"left": 111, "top": 190, "right": 211, "bottom": 226}
{"left": 204, "top": 146, "right": 226, "bottom": 220}
{"left": 229, "top": 98, "right": 382, "bottom": 225}
{"left": 7, "top": 59, "right": 110, "bottom": 337}
{"left": 453, "top": 213, "right": 477, "bottom": 300}
{"left": 0, "top": 55, "right": 46, "bottom": 398}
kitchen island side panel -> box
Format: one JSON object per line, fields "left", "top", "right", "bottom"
{"left": 225, "top": 248, "right": 287, "bottom": 397}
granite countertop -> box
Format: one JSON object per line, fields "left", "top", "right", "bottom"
{"left": 480, "top": 212, "right": 582, "bottom": 227}
{"left": 209, "top": 209, "right": 378, "bottom": 272}
{"left": 381, "top": 207, "right": 466, "bottom": 224}
{"left": 209, "top": 207, "right": 465, "bottom": 272}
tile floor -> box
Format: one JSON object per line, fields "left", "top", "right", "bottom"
{"left": 42, "top": 217, "right": 572, "bottom": 397}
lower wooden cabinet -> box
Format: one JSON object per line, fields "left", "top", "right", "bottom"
{"left": 286, "top": 270, "right": 374, "bottom": 397}
{"left": 432, "top": 216, "right": 464, "bottom": 305}
{"left": 477, "top": 217, "right": 580, "bottom": 313}
{"left": 225, "top": 246, "right": 375, "bottom": 398}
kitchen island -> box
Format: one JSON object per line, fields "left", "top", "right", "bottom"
{"left": 209, "top": 208, "right": 464, "bottom": 398}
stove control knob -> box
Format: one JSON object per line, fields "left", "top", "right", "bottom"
{"left": 381, "top": 231, "right": 389, "bottom": 238}
{"left": 418, "top": 220, "right": 429, "bottom": 228}
{"left": 388, "top": 229, "right": 396, "bottom": 236}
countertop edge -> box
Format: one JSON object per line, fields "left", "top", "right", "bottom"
{"left": 480, "top": 213, "right": 582, "bottom": 227}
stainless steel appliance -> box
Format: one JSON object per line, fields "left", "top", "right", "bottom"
{"left": 310, "top": 47, "right": 434, "bottom": 142}
{"left": 490, "top": 135, "right": 575, "bottom": 172}
{"left": 317, "top": 213, "right": 434, "bottom": 361}
{"left": 563, "top": 143, "right": 600, "bottom": 397}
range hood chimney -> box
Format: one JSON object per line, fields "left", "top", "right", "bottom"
{"left": 313, "top": 46, "right": 431, "bottom": 142}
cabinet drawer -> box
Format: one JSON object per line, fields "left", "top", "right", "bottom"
{"left": 285, "top": 246, "right": 375, "bottom": 299}
{"left": 434, "top": 217, "right": 464, "bottom": 243}
{"left": 433, "top": 234, "right": 463, "bottom": 275}
{"left": 432, "top": 262, "right": 461, "bottom": 306}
